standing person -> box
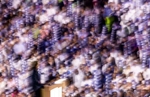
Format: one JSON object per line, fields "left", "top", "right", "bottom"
{"left": 73, "top": 69, "right": 85, "bottom": 90}
{"left": 30, "top": 61, "right": 41, "bottom": 91}
{"left": 32, "top": 24, "right": 40, "bottom": 40}
{"left": 94, "top": 7, "right": 105, "bottom": 34}
{"left": 13, "top": 37, "right": 27, "bottom": 58}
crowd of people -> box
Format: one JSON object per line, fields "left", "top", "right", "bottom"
{"left": 0, "top": 0, "right": 150, "bottom": 97}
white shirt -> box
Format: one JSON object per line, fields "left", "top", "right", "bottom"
{"left": 102, "top": 64, "right": 109, "bottom": 74}
{"left": 57, "top": 68, "right": 67, "bottom": 75}
{"left": 6, "top": 80, "right": 16, "bottom": 89}
{"left": 140, "top": 3, "right": 150, "bottom": 14}
{"left": 127, "top": 9, "right": 136, "bottom": 21}
{"left": 0, "top": 81, "right": 6, "bottom": 94}
{"left": 42, "top": 0, "right": 49, "bottom": 5}
{"left": 123, "top": 67, "right": 131, "bottom": 76}
{"left": 54, "top": 13, "right": 71, "bottom": 24}
{"left": 12, "top": 0, "right": 22, "bottom": 9}
{"left": 130, "top": 65, "right": 144, "bottom": 83}
{"left": 32, "top": 0, "right": 37, "bottom": 3}
{"left": 110, "top": 51, "right": 118, "bottom": 58}
{"left": 135, "top": 8, "right": 143, "bottom": 20}
{"left": 143, "top": 69, "right": 150, "bottom": 80}
{"left": 13, "top": 42, "right": 26, "bottom": 55}
{"left": 130, "top": 65, "right": 144, "bottom": 75}
{"left": 133, "top": 0, "right": 143, "bottom": 7}
{"left": 108, "top": 0, "right": 120, "bottom": 4}
{"left": 126, "top": 76, "right": 134, "bottom": 83}
{"left": 46, "top": 7, "right": 58, "bottom": 16}
{"left": 85, "top": 93, "right": 97, "bottom": 97}
{"left": 90, "top": 64, "right": 99, "bottom": 73}
{"left": 58, "top": 53, "right": 69, "bottom": 62}
{"left": 73, "top": 69, "right": 84, "bottom": 89}
{"left": 20, "top": 35, "right": 29, "bottom": 43}
{"left": 39, "top": 13, "right": 49, "bottom": 24}
{"left": 78, "top": 32, "right": 88, "bottom": 39}
{"left": 138, "top": 22, "right": 144, "bottom": 32}
{"left": 54, "top": 13, "right": 65, "bottom": 22}
{"left": 40, "top": 66, "right": 51, "bottom": 84}
{"left": 18, "top": 78, "right": 27, "bottom": 89}
{"left": 41, "top": 66, "right": 50, "bottom": 75}
{"left": 72, "top": 55, "right": 86, "bottom": 69}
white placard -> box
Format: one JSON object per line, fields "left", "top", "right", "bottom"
{"left": 50, "top": 87, "right": 62, "bottom": 97}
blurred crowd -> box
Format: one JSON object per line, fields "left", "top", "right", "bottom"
{"left": 0, "top": 0, "right": 150, "bottom": 97}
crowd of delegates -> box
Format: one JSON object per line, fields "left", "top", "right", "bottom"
{"left": 0, "top": 0, "right": 150, "bottom": 97}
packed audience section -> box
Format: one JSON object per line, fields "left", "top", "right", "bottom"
{"left": 0, "top": 0, "right": 150, "bottom": 97}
